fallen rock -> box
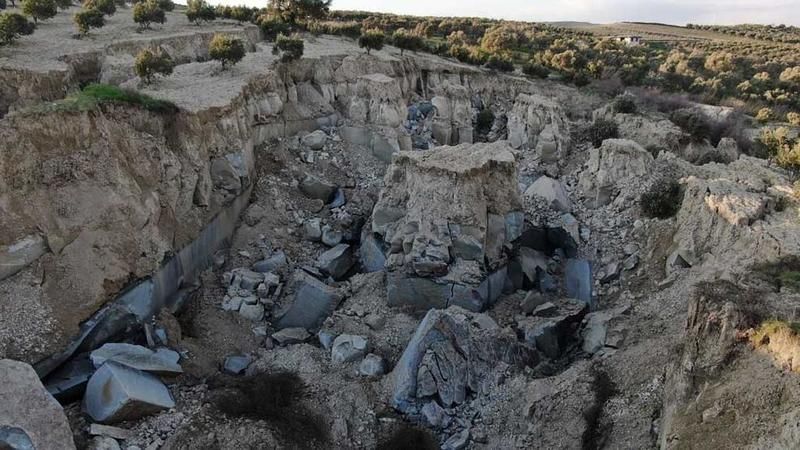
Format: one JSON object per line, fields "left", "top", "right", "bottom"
{"left": 253, "top": 251, "right": 288, "bottom": 273}
{"left": 0, "top": 359, "right": 76, "bottom": 450}
{"left": 579, "top": 138, "right": 653, "bottom": 207}
{"left": 87, "top": 436, "right": 121, "bottom": 450}
{"left": 304, "top": 219, "right": 323, "bottom": 242}
{"left": 238, "top": 303, "right": 265, "bottom": 322}
{"left": 223, "top": 355, "right": 252, "bottom": 375}
{"left": 317, "top": 244, "right": 354, "bottom": 281}
{"left": 421, "top": 401, "right": 448, "bottom": 428}
{"left": 524, "top": 176, "right": 571, "bottom": 212}
{"left": 300, "top": 174, "right": 337, "bottom": 203}
{"left": 331, "top": 335, "right": 369, "bottom": 364}
{"left": 565, "top": 258, "right": 593, "bottom": 308}
{"left": 272, "top": 328, "right": 311, "bottom": 345}
{"left": 88, "top": 424, "right": 134, "bottom": 441}
{"left": 390, "top": 307, "right": 537, "bottom": 413}
{"left": 358, "top": 354, "right": 387, "bottom": 377}
{"left": 520, "top": 299, "right": 589, "bottom": 358}
{"left": 301, "top": 130, "right": 328, "bottom": 150}
{"left": 359, "top": 232, "right": 386, "bottom": 273}
{"left": 276, "top": 271, "right": 344, "bottom": 330}
{"left": 442, "top": 429, "right": 470, "bottom": 450}
{"left": 44, "top": 355, "right": 95, "bottom": 402}
{"left": 90, "top": 343, "right": 182, "bottom": 375}
{"left": 83, "top": 361, "right": 175, "bottom": 424}
{"left": 582, "top": 312, "right": 610, "bottom": 354}
{"left": 321, "top": 225, "right": 343, "bottom": 247}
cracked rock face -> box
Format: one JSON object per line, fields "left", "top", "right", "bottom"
{"left": 369, "top": 142, "right": 524, "bottom": 311}
{"left": 390, "top": 307, "right": 538, "bottom": 413}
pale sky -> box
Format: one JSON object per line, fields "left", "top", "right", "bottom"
{"left": 327, "top": 0, "right": 800, "bottom": 26}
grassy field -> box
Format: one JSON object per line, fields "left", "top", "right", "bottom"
{"left": 555, "top": 21, "right": 761, "bottom": 43}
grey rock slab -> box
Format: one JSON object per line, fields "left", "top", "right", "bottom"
{"left": 88, "top": 424, "right": 134, "bottom": 441}
{"left": 300, "top": 174, "right": 337, "bottom": 203}
{"left": 90, "top": 343, "right": 182, "bottom": 375}
{"left": 87, "top": 436, "right": 121, "bottom": 450}
{"left": 525, "top": 176, "right": 571, "bottom": 212}
{"left": 421, "top": 401, "right": 447, "bottom": 428}
{"left": 329, "top": 188, "right": 346, "bottom": 209}
{"left": 359, "top": 233, "right": 386, "bottom": 273}
{"left": 253, "top": 251, "right": 288, "bottom": 273}
{"left": 44, "top": 355, "right": 95, "bottom": 402}
{"left": 318, "top": 331, "right": 335, "bottom": 350}
{"left": 0, "top": 234, "right": 47, "bottom": 282}
{"left": 83, "top": 361, "right": 175, "bottom": 424}
{"left": 238, "top": 303, "right": 265, "bottom": 322}
{"left": 301, "top": 130, "right": 328, "bottom": 150}
{"left": 582, "top": 313, "right": 610, "bottom": 355}
{"left": 272, "top": 328, "right": 311, "bottom": 345}
{"left": 386, "top": 273, "right": 450, "bottom": 310}
{"left": 303, "top": 219, "right": 323, "bottom": 242}
{"left": 276, "top": 271, "right": 343, "bottom": 330}
{"left": 442, "top": 429, "right": 470, "bottom": 450}
{"left": 316, "top": 244, "right": 354, "bottom": 281}
{"left": 0, "top": 359, "right": 76, "bottom": 450}
{"left": 223, "top": 355, "right": 252, "bottom": 375}
{"left": 321, "top": 225, "right": 343, "bottom": 247}
{"left": 358, "top": 354, "right": 387, "bottom": 377}
{"left": 565, "top": 258, "right": 593, "bottom": 308}
{"left": 331, "top": 335, "right": 369, "bottom": 364}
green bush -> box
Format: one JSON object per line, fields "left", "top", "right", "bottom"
{"left": 612, "top": 94, "right": 637, "bottom": 114}
{"left": 83, "top": 0, "right": 115, "bottom": 15}
{"left": 641, "top": 178, "right": 683, "bottom": 219}
{"left": 759, "top": 127, "right": 800, "bottom": 171}
{"left": 155, "top": 0, "right": 172, "bottom": 11}
{"left": 586, "top": 118, "right": 619, "bottom": 148}
{"left": 358, "top": 28, "right": 384, "bottom": 54}
{"left": 522, "top": 61, "right": 549, "bottom": 78}
{"left": 670, "top": 109, "right": 711, "bottom": 142}
{"left": 485, "top": 54, "right": 514, "bottom": 72}
{"left": 272, "top": 33, "right": 303, "bottom": 62}
{"left": 787, "top": 112, "right": 800, "bottom": 126}
{"left": 73, "top": 8, "right": 104, "bottom": 35}
{"left": 33, "top": 83, "right": 177, "bottom": 113}
{"left": 756, "top": 107, "right": 774, "bottom": 123}
{"left": 258, "top": 14, "right": 289, "bottom": 41}
{"left": 266, "top": 0, "right": 331, "bottom": 24}
{"left": 209, "top": 33, "right": 245, "bottom": 69}
{"left": 134, "top": 47, "right": 174, "bottom": 83}
{"left": 185, "top": 0, "right": 215, "bottom": 24}
{"left": 0, "top": 12, "right": 35, "bottom": 45}
{"left": 132, "top": 0, "right": 165, "bottom": 29}
{"left": 306, "top": 20, "right": 360, "bottom": 38}
{"left": 55, "top": 0, "right": 71, "bottom": 9}
{"left": 21, "top": 0, "right": 57, "bottom": 23}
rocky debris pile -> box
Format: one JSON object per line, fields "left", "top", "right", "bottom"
{"left": 390, "top": 307, "right": 538, "bottom": 444}
{"left": 368, "top": 142, "right": 524, "bottom": 312}
{"left": 516, "top": 297, "right": 589, "bottom": 359}
{"left": 405, "top": 100, "right": 437, "bottom": 150}
{"left": 0, "top": 359, "right": 77, "bottom": 450}
{"left": 220, "top": 267, "right": 282, "bottom": 322}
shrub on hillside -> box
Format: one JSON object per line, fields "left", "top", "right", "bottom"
{"left": 257, "top": 14, "right": 289, "bottom": 41}
{"left": 485, "top": 54, "right": 514, "bottom": 72}
{"left": 358, "top": 28, "right": 384, "bottom": 54}
{"left": 612, "top": 94, "right": 637, "bottom": 114}
{"left": 83, "top": 0, "right": 115, "bottom": 15}
{"left": 272, "top": 33, "right": 303, "bottom": 62}
{"left": 391, "top": 28, "right": 423, "bottom": 55}
{"left": 266, "top": 0, "right": 331, "bottom": 24}
{"left": 585, "top": 118, "right": 619, "bottom": 148}
{"left": 0, "top": 12, "right": 34, "bottom": 45}
{"left": 209, "top": 33, "right": 245, "bottom": 69}
{"left": 306, "top": 20, "right": 360, "bottom": 38}
{"left": 155, "top": 0, "right": 172, "bottom": 11}
{"left": 133, "top": 0, "right": 165, "bottom": 29}
{"left": 74, "top": 8, "right": 104, "bottom": 35}
{"left": 640, "top": 178, "right": 683, "bottom": 219}
{"left": 669, "top": 109, "right": 711, "bottom": 142}
{"left": 522, "top": 61, "right": 549, "bottom": 79}
{"left": 185, "top": 0, "right": 215, "bottom": 24}
{"left": 788, "top": 112, "right": 800, "bottom": 126}
{"left": 759, "top": 127, "right": 800, "bottom": 171}
{"left": 756, "top": 107, "right": 774, "bottom": 123}
{"left": 21, "top": 0, "right": 57, "bottom": 23}
{"left": 55, "top": 0, "right": 71, "bottom": 9}
{"left": 134, "top": 47, "right": 174, "bottom": 83}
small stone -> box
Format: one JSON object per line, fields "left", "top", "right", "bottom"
{"left": 90, "top": 343, "right": 182, "bottom": 375}
{"left": 524, "top": 176, "right": 571, "bottom": 212}
{"left": 89, "top": 424, "right": 134, "bottom": 441}
{"left": 222, "top": 296, "right": 243, "bottom": 311}
{"left": 272, "top": 328, "right": 311, "bottom": 345}
{"left": 357, "top": 354, "right": 386, "bottom": 377}
{"left": 318, "top": 331, "right": 335, "bottom": 350}
{"left": 364, "top": 313, "right": 386, "bottom": 330}
{"left": 88, "top": 436, "right": 121, "bottom": 450}
{"left": 623, "top": 243, "right": 638, "bottom": 256}
{"left": 521, "top": 291, "right": 547, "bottom": 314}
{"left": 253, "top": 251, "right": 288, "bottom": 273}
{"left": 329, "top": 189, "right": 346, "bottom": 209}
{"left": 321, "top": 225, "right": 343, "bottom": 247}
{"left": 304, "top": 219, "right": 323, "bottom": 242}
{"left": 239, "top": 303, "right": 265, "bottom": 322}
{"left": 317, "top": 244, "right": 354, "bottom": 281}
{"left": 442, "top": 429, "right": 470, "bottom": 450}
{"left": 623, "top": 254, "right": 639, "bottom": 271}
{"left": 301, "top": 130, "right": 328, "bottom": 150}
{"left": 300, "top": 174, "right": 337, "bottom": 202}
{"left": 600, "top": 262, "right": 620, "bottom": 284}
{"left": 223, "top": 355, "right": 252, "bottom": 375}
{"left": 331, "top": 334, "right": 368, "bottom": 364}
{"left": 532, "top": 302, "right": 557, "bottom": 316}
{"left": 421, "top": 401, "right": 447, "bottom": 428}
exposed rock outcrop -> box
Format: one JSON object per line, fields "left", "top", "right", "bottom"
{"left": 507, "top": 93, "right": 570, "bottom": 163}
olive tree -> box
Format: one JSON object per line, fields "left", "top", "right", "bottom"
{"left": 132, "top": 0, "right": 164, "bottom": 29}
{"left": 391, "top": 28, "right": 424, "bottom": 55}
{"left": 134, "top": 47, "right": 174, "bottom": 83}
{"left": 83, "top": 0, "right": 115, "bottom": 15}
{"left": 272, "top": 33, "right": 303, "bottom": 62}
{"left": 21, "top": 0, "right": 57, "bottom": 23}
{"left": 185, "top": 0, "right": 214, "bottom": 24}
{"left": 266, "top": 0, "right": 330, "bottom": 24}
{"left": 74, "top": 7, "right": 104, "bottom": 35}
{"left": 209, "top": 33, "right": 245, "bottom": 69}
{"left": 0, "top": 12, "right": 34, "bottom": 45}
{"left": 358, "top": 29, "right": 384, "bottom": 55}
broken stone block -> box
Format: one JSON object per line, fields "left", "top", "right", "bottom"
{"left": 565, "top": 258, "right": 593, "bottom": 308}
{"left": 358, "top": 354, "right": 387, "bottom": 377}
{"left": 442, "top": 429, "right": 470, "bottom": 450}
{"left": 519, "top": 299, "right": 589, "bottom": 359}
{"left": 238, "top": 303, "right": 265, "bottom": 322}
{"left": 223, "top": 355, "right": 252, "bottom": 375}
{"left": 300, "top": 174, "right": 337, "bottom": 203}
{"left": 253, "top": 251, "right": 288, "bottom": 273}
{"left": 88, "top": 424, "right": 134, "bottom": 441}
{"left": 44, "top": 354, "right": 95, "bottom": 402}
{"left": 329, "top": 188, "right": 346, "bottom": 209}
{"left": 301, "top": 130, "right": 328, "bottom": 150}
{"left": 421, "top": 401, "right": 448, "bottom": 428}
{"left": 321, "top": 225, "right": 343, "bottom": 247}
{"left": 331, "top": 334, "right": 368, "bottom": 364}
{"left": 90, "top": 343, "right": 182, "bottom": 375}
{"left": 316, "top": 244, "right": 354, "bottom": 281}
{"left": 276, "top": 271, "right": 344, "bottom": 330}
{"left": 359, "top": 233, "right": 386, "bottom": 273}
{"left": 83, "top": 361, "right": 175, "bottom": 424}
{"left": 304, "top": 219, "right": 323, "bottom": 242}
{"left": 272, "top": 327, "right": 311, "bottom": 345}
{"left": 525, "top": 176, "right": 571, "bottom": 213}
{"left": 390, "top": 307, "right": 537, "bottom": 413}
{"left": 0, "top": 359, "right": 76, "bottom": 450}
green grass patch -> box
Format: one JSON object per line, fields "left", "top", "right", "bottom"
{"left": 28, "top": 84, "right": 177, "bottom": 115}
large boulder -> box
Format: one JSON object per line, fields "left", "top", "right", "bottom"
{"left": 83, "top": 361, "right": 175, "bottom": 424}
{"left": 89, "top": 343, "right": 182, "bottom": 375}
{"left": 275, "top": 270, "right": 344, "bottom": 330}
{"left": 0, "top": 359, "right": 76, "bottom": 450}
{"left": 507, "top": 93, "right": 570, "bottom": 163}
{"left": 579, "top": 139, "right": 653, "bottom": 207}
{"left": 524, "top": 176, "right": 571, "bottom": 212}
{"left": 369, "top": 142, "right": 523, "bottom": 312}
{"left": 390, "top": 307, "right": 537, "bottom": 413}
